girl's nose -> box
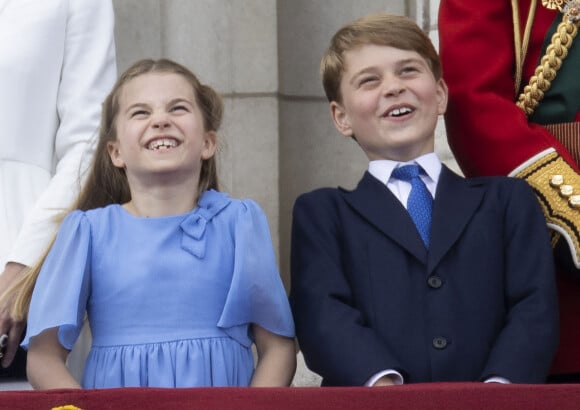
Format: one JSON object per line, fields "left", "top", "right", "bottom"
{"left": 152, "top": 113, "right": 170, "bottom": 129}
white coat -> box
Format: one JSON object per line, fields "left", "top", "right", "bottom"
{"left": 0, "top": 0, "right": 116, "bottom": 386}
{"left": 0, "top": 0, "right": 117, "bottom": 269}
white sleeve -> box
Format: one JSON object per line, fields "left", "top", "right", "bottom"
{"left": 8, "top": 0, "right": 117, "bottom": 266}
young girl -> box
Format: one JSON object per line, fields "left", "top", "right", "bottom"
{"left": 11, "top": 58, "right": 296, "bottom": 389}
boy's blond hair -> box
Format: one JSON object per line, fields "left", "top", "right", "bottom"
{"left": 321, "top": 13, "right": 442, "bottom": 103}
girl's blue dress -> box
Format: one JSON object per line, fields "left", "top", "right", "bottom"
{"left": 22, "top": 190, "right": 295, "bottom": 388}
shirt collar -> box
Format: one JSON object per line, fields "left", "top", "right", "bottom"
{"left": 368, "top": 152, "right": 442, "bottom": 185}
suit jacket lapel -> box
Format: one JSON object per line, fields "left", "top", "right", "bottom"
{"left": 340, "top": 172, "right": 427, "bottom": 262}
{"left": 427, "top": 166, "right": 484, "bottom": 274}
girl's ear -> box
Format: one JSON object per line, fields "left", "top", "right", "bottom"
{"left": 107, "top": 141, "right": 125, "bottom": 168}
{"left": 330, "top": 101, "right": 354, "bottom": 138}
{"left": 201, "top": 131, "right": 218, "bottom": 160}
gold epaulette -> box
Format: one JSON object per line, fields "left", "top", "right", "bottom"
{"left": 512, "top": 149, "right": 580, "bottom": 267}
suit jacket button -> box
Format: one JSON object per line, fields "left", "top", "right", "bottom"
{"left": 427, "top": 276, "right": 443, "bottom": 289}
{"left": 433, "top": 337, "right": 448, "bottom": 349}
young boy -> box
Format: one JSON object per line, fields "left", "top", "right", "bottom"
{"left": 289, "top": 13, "right": 559, "bottom": 386}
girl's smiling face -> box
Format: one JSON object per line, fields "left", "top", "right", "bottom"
{"left": 330, "top": 44, "right": 448, "bottom": 162}
{"left": 108, "top": 72, "right": 216, "bottom": 185}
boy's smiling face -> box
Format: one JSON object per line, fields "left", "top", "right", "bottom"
{"left": 330, "top": 44, "right": 448, "bottom": 162}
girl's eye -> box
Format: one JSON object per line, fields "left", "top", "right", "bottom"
{"left": 170, "top": 105, "right": 189, "bottom": 112}
{"left": 130, "top": 110, "right": 149, "bottom": 118}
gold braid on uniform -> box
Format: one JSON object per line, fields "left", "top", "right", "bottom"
{"left": 510, "top": 2, "right": 580, "bottom": 266}
{"left": 516, "top": 8, "right": 580, "bottom": 115}
{"left": 512, "top": 0, "right": 537, "bottom": 97}
{"left": 512, "top": 150, "right": 580, "bottom": 267}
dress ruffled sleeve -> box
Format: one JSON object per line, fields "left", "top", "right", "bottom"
{"left": 217, "top": 200, "right": 295, "bottom": 347}
{"left": 22, "top": 210, "right": 92, "bottom": 351}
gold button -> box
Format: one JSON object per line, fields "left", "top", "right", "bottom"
{"left": 560, "top": 185, "right": 574, "bottom": 198}
{"left": 550, "top": 175, "right": 564, "bottom": 187}
{"left": 570, "top": 195, "right": 580, "bottom": 209}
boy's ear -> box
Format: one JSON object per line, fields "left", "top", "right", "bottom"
{"left": 436, "top": 78, "right": 449, "bottom": 115}
{"left": 107, "top": 141, "right": 125, "bottom": 168}
{"left": 201, "top": 131, "right": 218, "bottom": 160}
{"left": 330, "top": 101, "right": 354, "bottom": 138}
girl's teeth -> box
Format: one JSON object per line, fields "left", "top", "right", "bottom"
{"left": 149, "top": 138, "right": 177, "bottom": 150}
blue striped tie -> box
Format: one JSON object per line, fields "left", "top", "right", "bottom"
{"left": 392, "top": 164, "right": 433, "bottom": 247}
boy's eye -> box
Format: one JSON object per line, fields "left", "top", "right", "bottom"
{"left": 400, "top": 65, "right": 420, "bottom": 75}
{"left": 358, "top": 76, "right": 379, "bottom": 87}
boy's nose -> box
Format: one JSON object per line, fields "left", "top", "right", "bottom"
{"left": 382, "top": 79, "right": 406, "bottom": 97}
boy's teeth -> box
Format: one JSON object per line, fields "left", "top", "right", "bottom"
{"left": 389, "top": 107, "right": 412, "bottom": 117}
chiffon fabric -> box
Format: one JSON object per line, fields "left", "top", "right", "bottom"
{"left": 23, "top": 190, "right": 295, "bottom": 388}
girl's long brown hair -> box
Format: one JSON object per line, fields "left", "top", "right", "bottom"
{"left": 1, "top": 59, "right": 223, "bottom": 320}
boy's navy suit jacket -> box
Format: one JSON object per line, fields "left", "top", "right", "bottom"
{"left": 290, "top": 166, "right": 559, "bottom": 385}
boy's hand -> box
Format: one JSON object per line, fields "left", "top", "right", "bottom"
{"left": 372, "top": 375, "right": 397, "bottom": 386}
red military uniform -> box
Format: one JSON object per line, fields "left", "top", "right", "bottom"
{"left": 439, "top": 0, "right": 580, "bottom": 378}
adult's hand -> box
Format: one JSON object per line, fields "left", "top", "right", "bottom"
{"left": 0, "top": 262, "right": 27, "bottom": 368}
